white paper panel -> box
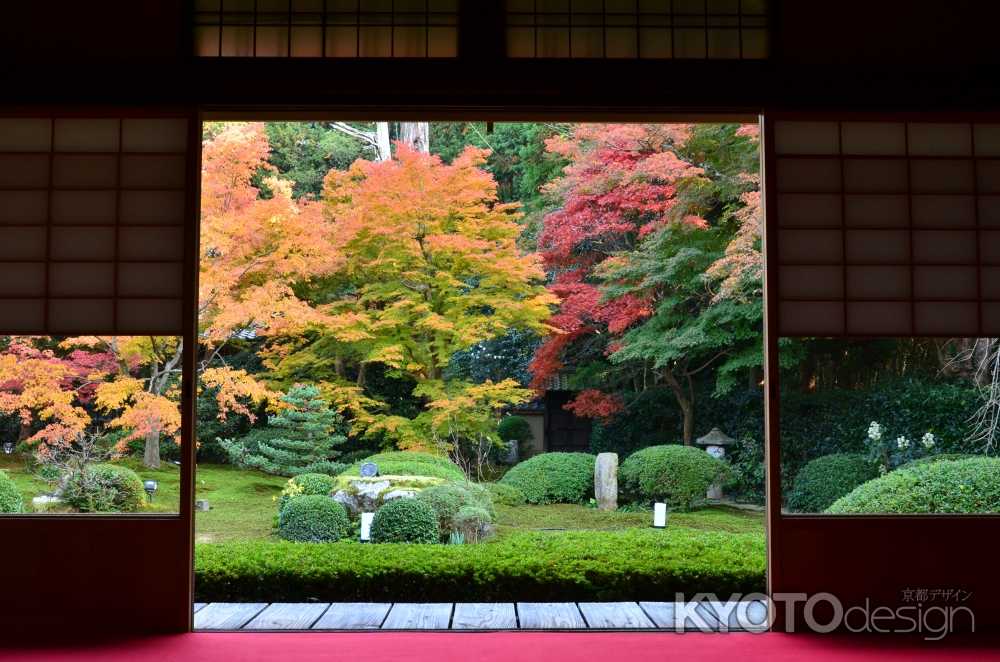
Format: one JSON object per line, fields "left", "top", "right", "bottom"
{"left": 122, "top": 119, "right": 188, "bottom": 153}
{"left": 843, "top": 159, "right": 908, "bottom": 193}
{"left": 910, "top": 159, "right": 974, "bottom": 193}
{"left": 982, "top": 303, "right": 1000, "bottom": 334}
{"left": 778, "top": 229, "right": 842, "bottom": 263}
{"left": 982, "top": 267, "right": 1000, "bottom": 299}
{"left": 50, "top": 191, "right": 117, "bottom": 225}
{"left": 845, "top": 230, "right": 909, "bottom": 263}
{"left": 980, "top": 197, "right": 1000, "bottom": 226}
{"left": 0, "top": 119, "right": 51, "bottom": 151}
{"left": 976, "top": 160, "right": 1000, "bottom": 194}
{"left": 913, "top": 266, "right": 977, "bottom": 300}
{"left": 52, "top": 155, "right": 118, "bottom": 188}
{"left": 53, "top": 119, "right": 120, "bottom": 152}
{"left": 777, "top": 194, "right": 841, "bottom": 227}
{"left": 48, "top": 299, "right": 115, "bottom": 333}
{"left": 844, "top": 194, "right": 908, "bottom": 227}
{"left": 907, "top": 123, "right": 972, "bottom": 156}
{"left": 974, "top": 125, "right": 1000, "bottom": 156}
{"left": 0, "top": 263, "right": 46, "bottom": 296}
{"left": 117, "top": 299, "right": 183, "bottom": 333}
{"left": 774, "top": 121, "right": 839, "bottom": 155}
{"left": 779, "top": 266, "right": 843, "bottom": 299}
{"left": 841, "top": 122, "right": 906, "bottom": 155}
{"left": 846, "top": 302, "right": 909, "bottom": 335}
{"left": 118, "top": 227, "right": 185, "bottom": 261}
{"left": 0, "top": 228, "right": 46, "bottom": 260}
{"left": 0, "top": 299, "right": 46, "bottom": 332}
{"left": 912, "top": 230, "right": 976, "bottom": 264}
{"left": 910, "top": 195, "right": 975, "bottom": 228}
{"left": 119, "top": 190, "right": 186, "bottom": 225}
{"left": 980, "top": 231, "right": 1000, "bottom": 264}
{"left": 0, "top": 191, "right": 47, "bottom": 224}
{"left": 0, "top": 155, "right": 49, "bottom": 187}
{"left": 780, "top": 301, "right": 843, "bottom": 335}
{"left": 776, "top": 159, "right": 841, "bottom": 193}
{"left": 914, "top": 302, "right": 978, "bottom": 335}
{"left": 846, "top": 266, "right": 910, "bottom": 299}
{"left": 49, "top": 263, "right": 115, "bottom": 297}
{"left": 118, "top": 263, "right": 184, "bottom": 297}
{"left": 120, "top": 155, "right": 186, "bottom": 188}
{"left": 50, "top": 227, "right": 116, "bottom": 261}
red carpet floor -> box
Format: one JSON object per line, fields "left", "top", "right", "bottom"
{"left": 3, "top": 632, "right": 1000, "bottom": 662}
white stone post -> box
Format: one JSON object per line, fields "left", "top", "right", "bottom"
{"left": 595, "top": 452, "right": 618, "bottom": 511}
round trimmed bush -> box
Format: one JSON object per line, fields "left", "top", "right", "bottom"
{"left": 61, "top": 463, "right": 146, "bottom": 513}
{"left": 343, "top": 451, "right": 465, "bottom": 481}
{"left": 787, "top": 453, "right": 878, "bottom": 513}
{"left": 485, "top": 482, "right": 526, "bottom": 506}
{"left": 0, "top": 471, "right": 23, "bottom": 513}
{"left": 499, "top": 452, "right": 595, "bottom": 504}
{"left": 371, "top": 498, "right": 440, "bottom": 544}
{"left": 417, "top": 482, "right": 494, "bottom": 540}
{"left": 619, "top": 445, "right": 728, "bottom": 511}
{"left": 278, "top": 472, "right": 337, "bottom": 512}
{"left": 827, "top": 457, "right": 1000, "bottom": 514}
{"left": 898, "top": 453, "right": 977, "bottom": 471}
{"left": 278, "top": 495, "right": 350, "bottom": 542}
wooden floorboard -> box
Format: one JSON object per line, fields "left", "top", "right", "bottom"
{"left": 194, "top": 603, "right": 268, "bottom": 630}
{"left": 451, "top": 603, "right": 518, "bottom": 630}
{"left": 381, "top": 603, "right": 453, "bottom": 630}
{"left": 639, "top": 601, "right": 720, "bottom": 631}
{"left": 578, "top": 602, "right": 655, "bottom": 629}
{"left": 243, "top": 603, "right": 330, "bottom": 630}
{"left": 516, "top": 603, "right": 586, "bottom": 629}
{"left": 701, "top": 599, "right": 770, "bottom": 632}
{"left": 312, "top": 603, "right": 393, "bottom": 630}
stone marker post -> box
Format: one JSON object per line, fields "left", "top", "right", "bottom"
{"left": 595, "top": 452, "right": 618, "bottom": 511}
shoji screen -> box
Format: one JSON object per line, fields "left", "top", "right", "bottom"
{"left": 0, "top": 115, "right": 191, "bottom": 335}
{"left": 769, "top": 118, "right": 1000, "bottom": 337}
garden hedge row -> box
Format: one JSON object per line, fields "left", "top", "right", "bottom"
{"left": 194, "top": 528, "right": 765, "bottom": 602}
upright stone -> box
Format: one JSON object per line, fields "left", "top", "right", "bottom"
{"left": 594, "top": 452, "right": 618, "bottom": 511}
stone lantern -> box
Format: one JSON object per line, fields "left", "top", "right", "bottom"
{"left": 696, "top": 427, "right": 736, "bottom": 500}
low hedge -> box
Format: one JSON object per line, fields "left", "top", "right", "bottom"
{"left": 343, "top": 451, "right": 465, "bottom": 482}
{"left": 0, "top": 471, "right": 23, "bottom": 513}
{"left": 827, "top": 457, "right": 1000, "bottom": 514}
{"left": 194, "top": 528, "right": 765, "bottom": 602}
{"left": 499, "top": 452, "right": 595, "bottom": 504}
{"left": 786, "top": 453, "right": 878, "bottom": 513}
{"left": 619, "top": 445, "right": 728, "bottom": 511}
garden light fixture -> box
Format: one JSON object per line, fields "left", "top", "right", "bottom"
{"left": 360, "top": 512, "right": 374, "bottom": 542}
{"left": 653, "top": 502, "right": 668, "bottom": 529}
{"left": 2, "top": 441, "right": 13, "bottom": 455}
{"left": 144, "top": 480, "right": 158, "bottom": 502}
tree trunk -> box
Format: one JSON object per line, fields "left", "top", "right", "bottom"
{"left": 663, "top": 370, "right": 694, "bottom": 446}
{"left": 375, "top": 122, "right": 392, "bottom": 161}
{"left": 143, "top": 429, "right": 161, "bottom": 469}
{"left": 399, "top": 122, "right": 430, "bottom": 153}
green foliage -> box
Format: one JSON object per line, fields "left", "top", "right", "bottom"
{"left": 264, "top": 122, "right": 366, "bottom": 199}
{"left": 343, "top": 451, "right": 465, "bottom": 481}
{"left": 194, "top": 527, "right": 766, "bottom": 602}
{"left": 786, "top": 453, "right": 878, "bottom": 513}
{"left": 417, "top": 482, "right": 495, "bottom": 540}
{"left": 497, "top": 414, "right": 535, "bottom": 460}
{"left": 278, "top": 472, "right": 337, "bottom": 512}
{"left": 499, "top": 452, "right": 595, "bottom": 504}
{"left": 898, "top": 453, "right": 977, "bottom": 470}
{"left": 221, "top": 385, "right": 347, "bottom": 477}
{"left": 445, "top": 328, "right": 542, "bottom": 387}
{"left": 619, "top": 445, "right": 729, "bottom": 511}
{"left": 0, "top": 470, "right": 23, "bottom": 513}
{"left": 827, "top": 458, "right": 1000, "bottom": 514}
{"left": 277, "top": 494, "right": 350, "bottom": 542}
{"left": 485, "top": 482, "right": 527, "bottom": 506}
{"left": 61, "top": 463, "right": 146, "bottom": 513}
{"left": 370, "top": 498, "right": 440, "bottom": 544}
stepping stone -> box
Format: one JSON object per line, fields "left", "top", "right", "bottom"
{"left": 313, "top": 603, "right": 392, "bottom": 630}
{"left": 194, "top": 603, "right": 268, "bottom": 630}
{"left": 382, "top": 603, "right": 453, "bottom": 629}
{"left": 243, "top": 603, "right": 330, "bottom": 629}
{"left": 451, "top": 603, "right": 517, "bottom": 629}
{"left": 578, "top": 602, "right": 655, "bottom": 628}
{"left": 516, "top": 603, "right": 586, "bottom": 629}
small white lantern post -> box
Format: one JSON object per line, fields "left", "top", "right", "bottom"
{"left": 696, "top": 427, "right": 736, "bottom": 500}
{"left": 652, "top": 502, "right": 668, "bottom": 529}
{"left": 360, "top": 512, "right": 375, "bottom": 542}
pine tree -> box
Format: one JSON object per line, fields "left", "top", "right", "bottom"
{"left": 225, "top": 384, "right": 346, "bottom": 476}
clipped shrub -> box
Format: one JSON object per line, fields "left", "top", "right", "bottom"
{"left": 278, "top": 472, "right": 337, "bottom": 512}
{"left": 195, "top": 528, "right": 766, "bottom": 602}
{"left": 786, "top": 453, "right": 878, "bottom": 513}
{"left": 619, "top": 445, "right": 728, "bottom": 511}
{"left": 485, "top": 482, "right": 526, "bottom": 506}
{"left": 343, "top": 451, "right": 464, "bottom": 481}
{"left": 278, "top": 494, "right": 350, "bottom": 542}
{"left": 827, "top": 457, "right": 1000, "bottom": 514}
{"left": 454, "top": 505, "right": 493, "bottom": 543}
{"left": 498, "top": 415, "right": 534, "bottom": 459}
{"left": 61, "top": 463, "right": 146, "bottom": 513}
{"left": 0, "top": 471, "right": 24, "bottom": 513}
{"left": 897, "top": 453, "right": 977, "bottom": 471}
{"left": 417, "top": 482, "right": 495, "bottom": 540}
{"left": 499, "top": 452, "right": 595, "bottom": 504}
{"left": 371, "top": 498, "right": 440, "bottom": 544}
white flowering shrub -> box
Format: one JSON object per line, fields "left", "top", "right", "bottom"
{"left": 864, "top": 420, "right": 938, "bottom": 473}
